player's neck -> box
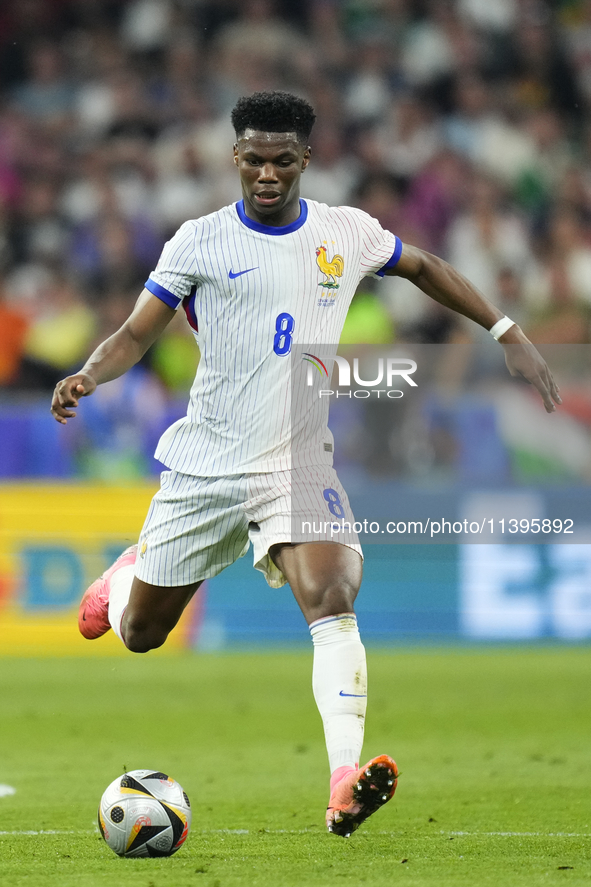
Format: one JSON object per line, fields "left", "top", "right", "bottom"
{"left": 242, "top": 195, "right": 303, "bottom": 228}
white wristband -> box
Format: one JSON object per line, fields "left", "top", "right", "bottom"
{"left": 489, "top": 316, "right": 515, "bottom": 341}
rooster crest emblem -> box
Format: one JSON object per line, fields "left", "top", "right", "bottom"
{"left": 316, "top": 243, "right": 344, "bottom": 289}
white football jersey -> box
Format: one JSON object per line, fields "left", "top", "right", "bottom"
{"left": 145, "top": 198, "right": 400, "bottom": 475}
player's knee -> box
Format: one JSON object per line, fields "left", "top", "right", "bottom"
{"left": 122, "top": 615, "right": 169, "bottom": 654}
{"left": 303, "top": 577, "right": 359, "bottom": 621}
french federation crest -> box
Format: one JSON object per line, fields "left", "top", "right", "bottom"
{"left": 316, "top": 243, "right": 344, "bottom": 289}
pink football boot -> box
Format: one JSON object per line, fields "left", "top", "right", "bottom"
{"left": 326, "top": 754, "right": 398, "bottom": 837}
{"left": 78, "top": 545, "right": 137, "bottom": 639}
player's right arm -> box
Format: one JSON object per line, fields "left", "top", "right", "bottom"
{"left": 51, "top": 289, "right": 176, "bottom": 424}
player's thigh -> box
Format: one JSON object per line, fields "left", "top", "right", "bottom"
{"left": 124, "top": 575, "right": 202, "bottom": 634}
{"left": 136, "top": 471, "right": 251, "bottom": 587}
{"left": 270, "top": 541, "right": 362, "bottom": 624}
{"left": 247, "top": 464, "right": 362, "bottom": 591}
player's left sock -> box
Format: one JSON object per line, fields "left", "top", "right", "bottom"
{"left": 107, "top": 561, "right": 135, "bottom": 643}
{"left": 310, "top": 613, "right": 367, "bottom": 776}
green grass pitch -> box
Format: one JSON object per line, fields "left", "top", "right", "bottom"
{"left": 0, "top": 648, "right": 589, "bottom": 886}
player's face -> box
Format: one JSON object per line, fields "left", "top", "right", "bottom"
{"left": 234, "top": 130, "right": 311, "bottom": 226}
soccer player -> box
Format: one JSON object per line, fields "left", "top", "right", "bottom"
{"left": 51, "top": 91, "right": 560, "bottom": 838}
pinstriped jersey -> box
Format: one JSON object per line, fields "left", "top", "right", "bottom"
{"left": 145, "top": 198, "right": 400, "bottom": 475}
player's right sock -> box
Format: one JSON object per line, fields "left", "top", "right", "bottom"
{"left": 78, "top": 545, "right": 137, "bottom": 640}
{"left": 310, "top": 613, "right": 367, "bottom": 774}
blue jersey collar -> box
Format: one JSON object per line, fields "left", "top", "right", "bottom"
{"left": 235, "top": 198, "right": 308, "bottom": 235}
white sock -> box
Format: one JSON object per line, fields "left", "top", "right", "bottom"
{"left": 310, "top": 613, "right": 367, "bottom": 775}
{"left": 107, "top": 564, "right": 135, "bottom": 643}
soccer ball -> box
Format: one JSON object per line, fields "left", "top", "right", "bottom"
{"left": 98, "top": 769, "right": 191, "bottom": 858}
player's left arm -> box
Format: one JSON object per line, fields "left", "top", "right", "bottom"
{"left": 386, "top": 243, "right": 561, "bottom": 413}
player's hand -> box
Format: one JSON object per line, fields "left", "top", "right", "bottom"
{"left": 51, "top": 373, "right": 97, "bottom": 424}
{"left": 500, "top": 329, "right": 561, "bottom": 414}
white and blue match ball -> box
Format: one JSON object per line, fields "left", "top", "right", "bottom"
{"left": 98, "top": 769, "right": 191, "bottom": 857}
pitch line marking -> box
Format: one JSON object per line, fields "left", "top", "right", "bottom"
{"left": 446, "top": 831, "right": 590, "bottom": 838}
{"left": 207, "top": 829, "right": 591, "bottom": 838}
{"left": 2, "top": 828, "right": 589, "bottom": 839}
{"left": 0, "top": 829, "right": 94, "bottom": 836}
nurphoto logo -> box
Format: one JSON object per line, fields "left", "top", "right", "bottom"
{"left": 304, "top": 354, "right": 418, "bottom": 399}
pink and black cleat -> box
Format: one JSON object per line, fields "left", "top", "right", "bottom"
{"left": 78, "top": 545, "right": 137, "bottom": 639}
{"left": 326, "top": 754, "right": 398, "bottom": 838}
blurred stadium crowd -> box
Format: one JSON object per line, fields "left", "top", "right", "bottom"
{"left": 2, "top": 0, "right": 591, "bottom": 478}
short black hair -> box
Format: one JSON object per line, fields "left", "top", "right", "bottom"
{"left": 231, "top": 91, "right": 316, "bottom": 143}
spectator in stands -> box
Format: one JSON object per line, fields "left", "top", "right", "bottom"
{"left": 523, "top": 207, "right": 591, "bottom": 342}
{"left": 11, "top": 42, "right": 75, "bottom": 130}
{"left": 20, "top": 272, "right": 96, "bottom": 389}
{"left": 0, "top": 286, "right": 27, "bottom": 385}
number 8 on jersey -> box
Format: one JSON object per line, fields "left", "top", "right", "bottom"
{"left": 273, "top": 312, "right": 294, "bottom": 356}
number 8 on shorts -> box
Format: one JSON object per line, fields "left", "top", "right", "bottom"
{"left": 323, "top": 488, "right": 345, "bottom": 519}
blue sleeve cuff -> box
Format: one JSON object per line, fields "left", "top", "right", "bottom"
{"left": 375, "top": 237, "right": 403, "bottom": 278}
{"left": 145, "top": 277, "right": 182, "bottom": 309}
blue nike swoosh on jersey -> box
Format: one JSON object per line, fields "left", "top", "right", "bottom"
{"left": 339, "top": 690, "right": 367, "bottom": 697}
{"left": 228, "top": 267, "right": 259, "bottom": 279}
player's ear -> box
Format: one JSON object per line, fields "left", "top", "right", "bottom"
{"left": 302, "top": 146, "right": 311, "bottom": 171}
{"left": 233, "top": 143, "right": 239, "bottom": 166}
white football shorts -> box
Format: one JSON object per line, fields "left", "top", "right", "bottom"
{"left": 134, "top": 466, "right": 362, "bottom": 589}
